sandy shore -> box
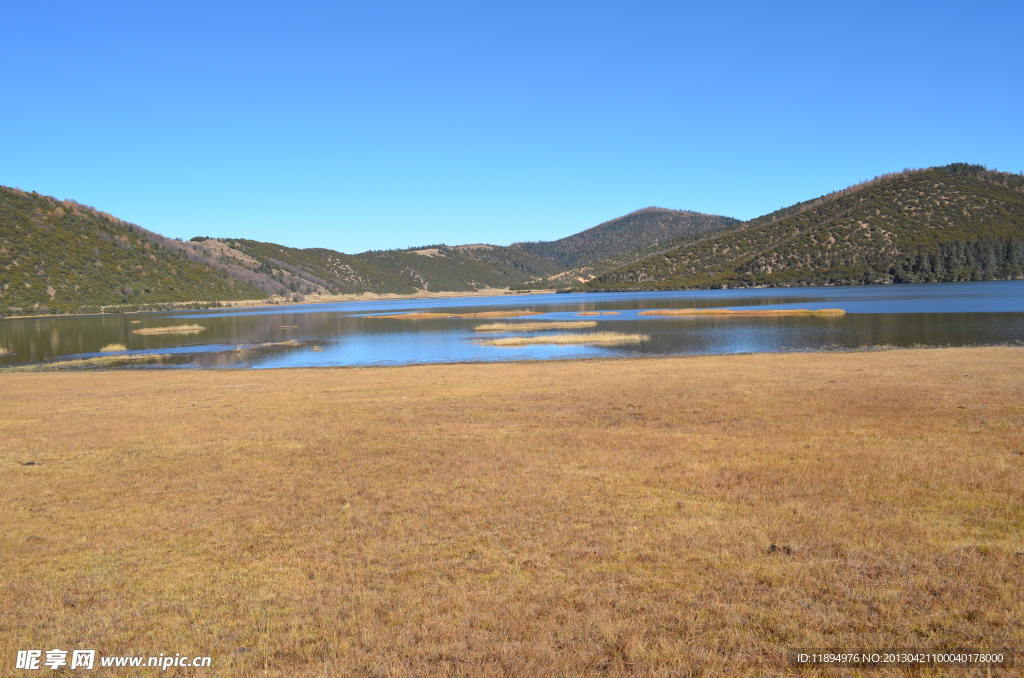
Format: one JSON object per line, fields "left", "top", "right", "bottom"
{"left": 3, "top": 348, "right": 1022, "bottom": 676}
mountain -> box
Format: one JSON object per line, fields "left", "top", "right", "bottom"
{"left": 230, "top": 208, "right": 739, "bottom": 296}
{"left": 513, "top": 208, "right": 740, "bottom": 270}
{"left": 584, "top": 164, "right": 1024, "bottom": 291}
{"left": 9, "top": 164, "right": 1017, "bottom": 316}
{"left": 1, "top": 186, "right": 741, "bottom": 315}
{"left": 199, "top": 238, "right": 564, "bottom": 296}
{"left": 2, "top": 188, "right": 697, "bottom": 314}
{"left": 0, "top": 187, "right": 263, "bottom": 316}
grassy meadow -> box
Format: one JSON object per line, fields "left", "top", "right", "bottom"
{"left": 2, "top": 348, "right": 1023, "bottom": 676}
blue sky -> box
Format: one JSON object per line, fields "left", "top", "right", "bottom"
{"left": 2, "top": 1, "right": 1021, "bottom": 253}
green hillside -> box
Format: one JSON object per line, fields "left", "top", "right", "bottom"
{"left": 224, "top": 207, "right": 738, "bottom": 297}
{"left": 0, "top": 187, "right": 263, "bottom": 315}
{"left": 514, "top": 207, "right": 739, "bottom": 269}
{"left": 3, "top": 185, "right": 725, "bottom": 316}
{"left": 585, "top": 164, "right": 1024, "bottom": 291}
{"left": 9, "top": 164, "right": 1017, "bottom": 316}
{"left": 511, "top": 220, "right": 748, "bottom": 290}
{"left": 213, "top": 239, "right": 564, "bottom": 296}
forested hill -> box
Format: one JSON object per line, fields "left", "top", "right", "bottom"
{"left": 1, "top": 187, "right": 737, "bottom": 314}
{"left": 514, "top": 208, "right": 739, "bottom": 269}
{"left": 584, "top": 164, "right": 1024, "bottom": 291}
{"left": 7, "top": 164, "right": 1021, "bottom": 315}
{"left": 204, "top": 239, "right": 563, "bottom": 296}
{"left": 0, "top": 187, "right": 263, "bottom": 316}
{"left": 0, "top": 183, "right": 566, "bottom": 313}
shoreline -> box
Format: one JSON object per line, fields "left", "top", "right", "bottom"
{"left": 0, "top": 287, "right": 560, "bottom": 320}
{"left": 6, "top": 278, "right": 1023, "bottom": 321}
{"left": 5, "top": 342, "right": 1024, "bottom": 373}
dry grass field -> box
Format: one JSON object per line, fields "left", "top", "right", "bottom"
{"left": 637, "top": 309, "right": 845, "bottom": 317}
{"left": 2, "top": 348, "right": 1023, "bottom": 677}
{"left": 373, "top": 312, "right": 543, "bottom": 320}
{"left": 132, "top": 324, "right": 207, "bottom": 335}
{"left": 473, "top": 322, "right": 598, "bottom": 332}
{"left": 476, "top": 332, "right": 649, "bottom": 347}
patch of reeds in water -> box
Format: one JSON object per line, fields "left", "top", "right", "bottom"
{"left": 576, "top": 311, "right": 620, "bottom": 316}
{"left": 4, "top": 353, "right": 173, "bottom": 371}
{"left": 132, "top": 324, "right": 206, "bottom": 335}
{"left": 372, "top": 311, "right": 543, "bottom": 319}
{"left": 478, "top": 332, "right": 648, "bottom": 347}
{"left": 100, "top": 343, "right": 128, "bottom": 352}
{"left": 639, "top": 308, "right": 845, "bottom": 316}
{"left": 234, "top": 339, "right": 300, "bottom": 352}
{"left": 474, "top": 321, "right": 597, "bottom": 332}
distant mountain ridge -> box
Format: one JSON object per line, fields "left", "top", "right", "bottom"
{"left": 4, "top": 163, "right": 1021, "bottom": 316}
{"left": 514, "top": 207, "right": 739, "bottom": 269}
{"left": 584, "top": 164, "right": 1024, "bottom": 291}
{"left": 207, "top": 239, "right": 564, "bottom": 296}
{"left": 2, "top": 188, "right": 734, "bottom": 314}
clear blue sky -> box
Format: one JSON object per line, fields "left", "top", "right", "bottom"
{"left": 2, "top": 1, "right": 1021, "bottom": 254}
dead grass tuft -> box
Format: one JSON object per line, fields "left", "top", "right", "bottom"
{"left": 639, "top": 308, "right": 846, "bottom": 316}
{"left": 477, "top": 332, "right": 648, "bottom": 346}
{"left": 474, "top": 321, "right": 597, "bottom": 332}
{"left": 132, "top": 324, "right": 206, "bottom": 335}
{"left": 373, "top": 311, "right": 543, "bottom": 319}
{"left": 99, "top": 343, "right": 127, "bottom": 352}
{"left": 0, "top": 346, "right": 10, "bottom": 356}
{"left": 577, "top": 311, "right": 620, "bottom": 315}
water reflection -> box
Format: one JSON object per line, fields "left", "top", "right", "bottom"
{"left": 2, "top": 281, "right": 1023, "bottom": 369}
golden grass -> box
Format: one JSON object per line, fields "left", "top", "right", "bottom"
{"left": 132, "top": 324, "right": 206, "bottom": 335}
{"left": 0, "top": 346, "right": 10, "bottom": 356}
{"left": 639, "top": 307, "right": 846, "bottom": 316}
{"left": 99, "top": 343, "right": 128, "bottom": 352}
{"left": 373, "top": 311, "right": 543, "bottom": 319}
{"left": 474, "top": 321, "right": 598, "bottom": 332}
{"left": 576, "top": 311, "right": 620, "bottom": 315}
{"left": 2, "top": 348, "right": 1023, "bottom": 676}
{"left": 477, "top": 332, "right": 649, "bottom": 346}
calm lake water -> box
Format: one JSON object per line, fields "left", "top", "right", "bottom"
{"left": 3, "top": 281, "right": 1024, "bottom": 369}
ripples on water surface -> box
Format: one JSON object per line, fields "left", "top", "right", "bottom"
{"left": 2, "top": 281, "right": 1024, "bottom": 369}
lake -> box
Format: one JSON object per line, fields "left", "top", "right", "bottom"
{"left": 2, "top": 281, "right": 1024, "bottom": 369}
